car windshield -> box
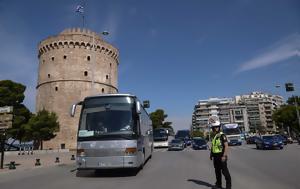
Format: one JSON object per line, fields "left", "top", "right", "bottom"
{"left": 171, "top": 139, "right": 182, "bottom": 144}
{"left": 176, "top": 130, "right": 190, "bottom": 138}
{"left": 262, "top": 136, "right": 275, "bottom": 140}
{"left": 193, "top": 139, "right": 206, "bottom": 145}
{"left": 223, "top": 128, "right": 241, "bottom": 135}
{"left": 78, "top": 96, "right": 136, "bottom": 137}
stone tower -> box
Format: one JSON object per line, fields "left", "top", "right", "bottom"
{"left": 36, "top": 28, "right": 119, "bottom": 149}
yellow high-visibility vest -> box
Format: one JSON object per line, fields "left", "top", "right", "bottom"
{"left": 212, "top": 132, "right": 224, "bottom": 154}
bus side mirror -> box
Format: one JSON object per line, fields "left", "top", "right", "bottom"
{"left": 70, "top": 101, "right": 82, "bottom": 117}
{"left": 143, "top": 100, "right": 150, "bottom": 108}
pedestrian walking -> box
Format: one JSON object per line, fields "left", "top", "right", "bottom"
{"left": 210, "top": 120, "right": 232, "bottom": 189}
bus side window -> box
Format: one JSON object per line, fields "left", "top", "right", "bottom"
{"left": 135, "top": 113, "right": 141, "bottom": 136}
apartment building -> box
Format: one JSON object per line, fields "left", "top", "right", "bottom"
{"left": 192, "top": 98, "right": 249, "bottom": 132}
{"left": 234, "top": 92, "right": 284, "bottom": 132}
{"left": 192, "top": 92, "right": 283, "bottom": 133}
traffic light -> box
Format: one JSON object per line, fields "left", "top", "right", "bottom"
{"left": 285, "top": 83, "right": 294, "bottom": 92}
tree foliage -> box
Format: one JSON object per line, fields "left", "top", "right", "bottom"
{"left": 273, "top": 105, "right": 300, "bottom": 133}
{"left": 287, "top": 96, "right": 300, "bottom": 106}
{"left": 150, "top": 109, "right": 173, "bottom": 130}
{"left": 24, "top": 109, "right": 59, "bottom": 150}
{"left": 191, "top": 130, "right": 204, "bottom": 138}
{"left": 0, "top": 80, "right": 31, "bottom": 141}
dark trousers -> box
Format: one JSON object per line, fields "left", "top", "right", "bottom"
{"left": 213, "top": 156, "right": 231, "bottom": 189}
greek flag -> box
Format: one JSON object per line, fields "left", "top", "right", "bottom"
{"left": 76, "top": 5, "right": 84, "bottom": 14}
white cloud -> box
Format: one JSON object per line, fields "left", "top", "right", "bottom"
{"left": 237, "top": 33, "right": 300, "bottom": 73}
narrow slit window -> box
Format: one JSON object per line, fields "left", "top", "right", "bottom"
{"left": 48, "top": 74, "right": 50, "bottom": 78}
{"left": 84, "top": 71, "right": 88, "bottom": 76}
{"left": 102, "top": 88, "right": 104, "bottom": 93}
{"left": 87, "top": 56, "right": 90, "bottom": 61}
{"left": 106, "top": 75, "right": 109, "bottom": 80}
{"left": 55, "top": 87, "right": 58, "bottom": 91}
{"left": 51, "top": 57, "right": 54, "bottom": 61}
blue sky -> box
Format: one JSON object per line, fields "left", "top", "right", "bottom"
{"left": 0, "top": 0, "right": 299, "bottom": 131}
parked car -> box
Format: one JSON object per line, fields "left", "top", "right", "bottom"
{"left": 256, "top": 135, "right": 284, "bottom": 150}
{"left": 175, "top": 130, "right": 191, "bottom": 146}
{"left": 192, "top": 138, "right": 208, "bottom": 150}
{"left": 246, "top": 136, "right": 260, "bottom": 144}
{"left": 168, "top": 139, "right": 185, "bottom": 151}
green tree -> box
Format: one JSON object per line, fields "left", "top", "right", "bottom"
{"left": 287, "top": 96, "right": 300, "bottom": 106}
{"left": 272, "top": 105, "right": 300, "bottom": 133}
{"left": 0, "top": 80, "right": 31, "bottom": 142}
{"left": 24, "top": 110, "right": 59, "bottom": 150}
{"left": 150, "top": 109, "right": 173, "bottom": 130}
{"left": 191, "top": 130, "right": 204, "bottom": 138}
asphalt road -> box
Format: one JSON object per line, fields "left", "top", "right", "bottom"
{"left": 1, "top": 143, "right": 300, "bottom": 189}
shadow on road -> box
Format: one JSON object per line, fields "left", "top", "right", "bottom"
{"left": 75, "top": 168, "right": 139, "bottom": 178}
{"left": 187, "top": 179, "right": 214, "bottom": 188}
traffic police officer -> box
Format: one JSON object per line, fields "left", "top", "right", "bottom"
{"left": 210, "top": 121, "right": 232, "bottom": 189}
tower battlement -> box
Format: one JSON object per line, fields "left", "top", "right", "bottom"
{"left": 38, "top": 28, "right": 119, "bottom": 62}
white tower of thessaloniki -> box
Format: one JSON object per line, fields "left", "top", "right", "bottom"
{"left": 36, "top": 28, "right": 119, "bottom": 149}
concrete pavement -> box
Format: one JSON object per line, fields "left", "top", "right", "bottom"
{"left": 0, "top": 143, "right": 299, "bottom": 189}
{"left": 0, "top": 150, "right": 76, "bottom": 173}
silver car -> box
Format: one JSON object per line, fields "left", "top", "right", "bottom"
{"left": 168, "top": 139, "right": 185, "bottom": 151}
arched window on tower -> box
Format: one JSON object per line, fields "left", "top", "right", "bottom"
{"left": 84, "top": 71, "right": 88, "bottom": 76}
{"left": 106, "top": 75, "right": 109, "bottom": 80}
{"left": 48, "top": 74, "right": 50, "bottom": 78}
{"left": 55, "top": 87, "right": 58, "bottom": 91}
{"left": 87, "top": 56, "right": 91, "bottom": 61}
{"left": 64, "top": 55, "right": 67, "bottom": 60}
{"left": 51, "top": 57, "right": 55, "bottom": 61}
{"left": 102, "top": 88, "right": 105, "bottom": 93}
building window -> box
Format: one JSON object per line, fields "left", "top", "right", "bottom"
{"left": 87, "top": 56, "right": 90, "bottom": 61}
{"left": 48, "top": 74, "right": 50, "bottom": 78}
{"left": 55, "top": 87, "right": 58, "bottom": 91}
{"left": 60, "top": 143, "right": 65, "bottom": 149}
{"left": 84, "top": 71, "right": 88, "bottom": 76}
{"left": 110, "top": 63, "right": 112, "bottom": 67}
{"left": 102, "top": 88, "right": 104, "bottom": 93}
{"left": 51, "top": 57, "right": 54, "bottom": 61}
{"left": 63, "top": 55, "right": 67, "bottom": 59}
{"left": 106, "top": 75, "right": 109, "bottom": 80}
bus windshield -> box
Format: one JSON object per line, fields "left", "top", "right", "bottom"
{"left": 78, "top": 96, "right": 137, "bottom": 138}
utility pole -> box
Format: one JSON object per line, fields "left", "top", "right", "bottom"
{"left": 285, "top": 83, "right": 300, "bottom": 132}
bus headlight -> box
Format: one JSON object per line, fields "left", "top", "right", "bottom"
{"left": 125, "top": 147, "right": 137, "bottom": 155}
{"left": 77, "top": 149, "right": 85, "bottom": 157}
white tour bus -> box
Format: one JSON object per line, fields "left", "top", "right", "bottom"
{"left": 70, "top": 94, "right": 153, "bottom": 171}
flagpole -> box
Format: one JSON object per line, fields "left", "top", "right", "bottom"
{"left": 82, "top": 14, "right": 85, "bottom": 28}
